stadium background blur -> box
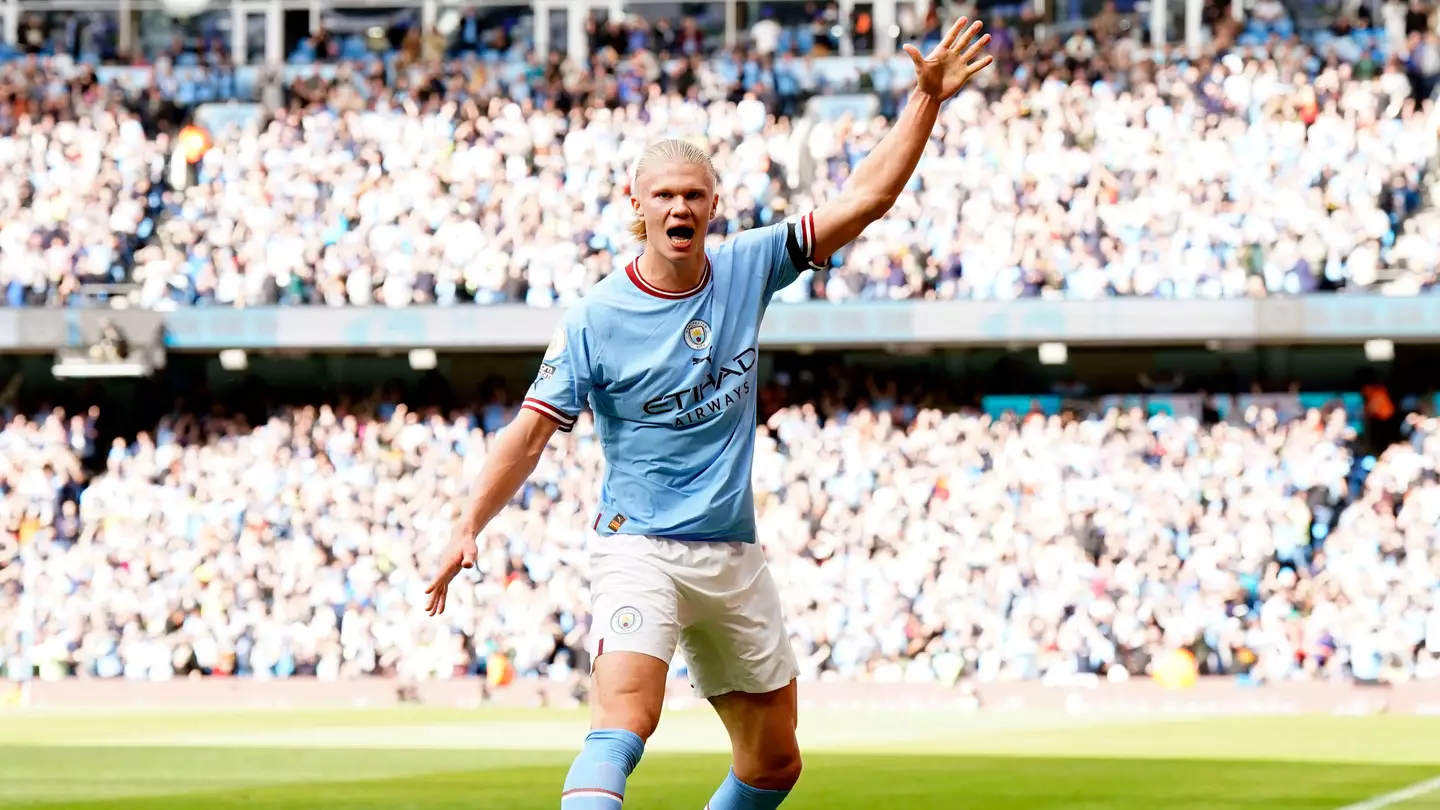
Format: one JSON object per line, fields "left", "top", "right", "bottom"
{"left": 1, "top": 0, "right": 1440, "bottom": 716}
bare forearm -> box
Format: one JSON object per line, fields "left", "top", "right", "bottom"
{"left": 844, "top": 90, "right": 943, "bottom": 212}
{"left": 811, "top": 90, "right": 944, "bottom": 259}
{"left": 456, "top": 419, "right": 550, "bottom": 539}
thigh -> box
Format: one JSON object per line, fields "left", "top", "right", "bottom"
{"left": 678, "top": 542, "right": 799, "bottom": 700}
{"left": 589, "top": 541, "right": 682, "bottom": 738}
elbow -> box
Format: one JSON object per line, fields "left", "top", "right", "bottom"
{"left": 516, "top": 425, "right": 554, "bottom": 461}
{"left": 521, "top": 433, "right": 551, "bottom": 462}
{"left": 848, "top": 189, "right": 899, "bottom": 221}
{"left": 508, "top": 408, "right": 562, "bottom": 460}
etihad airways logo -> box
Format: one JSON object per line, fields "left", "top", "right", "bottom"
{"left": 643, "top": 347, "right": 757, "bottom": 427}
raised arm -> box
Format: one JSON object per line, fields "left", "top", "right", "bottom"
{"left": 809, "top": 18, "right": 993, "bottom": 262}
{"left": 425, "top": 407, "right": 559, "bottom": 615}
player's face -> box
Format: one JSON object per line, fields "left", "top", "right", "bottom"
{"left": 632, "top": 162, "right": 718, "bottom": 261}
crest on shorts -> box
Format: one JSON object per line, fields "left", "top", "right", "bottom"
{"left": 683, "top": 319, "right": 712, "bottom": 351}
{"left": 611, "top": 606, "right": 642, "bottom": 635}
{"left": 544, "top": 326, "right": 567, "bottom": 360}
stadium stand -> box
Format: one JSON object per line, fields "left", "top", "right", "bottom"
{"left": 1, "top": 3, "right": 1439, "bottom": 306}
{"left": 1, "top": 383, "right": 1438, "bottom": 687}
{"left": 1, "top": 0, "right": 1439, "bottom": 699}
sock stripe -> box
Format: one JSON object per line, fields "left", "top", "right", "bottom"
{"left": 563, "top": 787, "right": 624, "bottom": 803}
{"left": 563, "top": 788, "right": 623, "bottom": 799}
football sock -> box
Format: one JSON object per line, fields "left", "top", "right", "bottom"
{"left": 561, "top": 729, "right": 645, "bottom": 808}
{"left": 705, "top": 768, "right": 792, "bottom": 810}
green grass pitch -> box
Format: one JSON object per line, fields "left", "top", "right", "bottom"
{"left": 2, "top": 704, "right": 1439, "bottom": 808}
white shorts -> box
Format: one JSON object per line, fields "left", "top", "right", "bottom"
{"left": 588, "top": 534, "right": 800, "bottom": 700}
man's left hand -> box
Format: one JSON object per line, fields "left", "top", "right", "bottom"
{"left": 904, "top": 17, "right": 994, "bottom": 102}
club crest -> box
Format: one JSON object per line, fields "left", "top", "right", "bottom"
{"left": 684, "top": 319, "right": 712, "bottom": 351}
{"left": 611, "top": 606, "right": 642, "bottom": 635}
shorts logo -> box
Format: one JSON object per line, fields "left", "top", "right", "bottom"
{"left": 611, "top": 606, "right": 642, "bottom": 635}
{"left": 544, "top": 326, "right": 567, "bottom": 360}
{"left": 683, "top": 319, "right": 712, "bottom": 351}
{"left": 608, "top": 514, "right": 627, "bottom": 531}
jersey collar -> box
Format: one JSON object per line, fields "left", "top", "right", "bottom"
{"left": 626, "top": 257, "right": 711, "bottom": 300}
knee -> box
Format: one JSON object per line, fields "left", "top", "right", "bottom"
{"left": 592, "top": 677, "right": 663, "bottom": 741}
{"left": 742, "top": 748, "right": 803, "bottom": 792}
{"left": 591, "top": 652, "right": 668, "bottom": 741}
{"left": 594, "top": 702, "right": 661, "bottom": 742}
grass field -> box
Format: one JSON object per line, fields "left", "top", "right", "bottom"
{"left": 2, "top": 704, "right": 1439, "bottom": 809}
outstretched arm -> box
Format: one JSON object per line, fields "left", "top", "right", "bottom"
{"left": 425, "top": 408, "right": 559, "bottom": 615}
{"left": 809, "top": 18, "right": 993, "bottom": 262}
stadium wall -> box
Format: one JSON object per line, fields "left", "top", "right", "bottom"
{"left": 7, "top": 296, "right": 1438, "bottom": 354}
{"left": 15, "top": 679, "right": 1440, "bottom": 716}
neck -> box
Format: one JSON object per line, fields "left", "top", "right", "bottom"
{"left": 636, "top": 248, "right": 707, "bottom": 293}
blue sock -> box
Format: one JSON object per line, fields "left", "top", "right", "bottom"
{"left": 561, "top": 729, "right": 645, "bottom": 808}
{"left": 706, "top": 768, "right": 791, "bottom": 810}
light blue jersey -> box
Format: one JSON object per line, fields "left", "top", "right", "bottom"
{"left": 522, "top": 214, "right": 826, "bottom": 543}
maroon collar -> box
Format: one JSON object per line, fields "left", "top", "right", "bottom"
{"left": 626, "top": 257, "right": 711, "bottom": 300}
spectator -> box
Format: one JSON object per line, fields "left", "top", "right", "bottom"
{"left": 2, "top": 386, "right": 1437, "bottom": 687}
{"left": 5, "top": 13, "right": 1439, "bottom": 306}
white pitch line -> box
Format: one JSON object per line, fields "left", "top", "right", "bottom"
{"left": 1335, "top": 776, "right": 1440, "bottom": 810}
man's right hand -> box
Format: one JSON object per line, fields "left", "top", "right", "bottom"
{"left": 423, "top": 408, "right": 560, "bottom": 617}
{"left": 425, "top": 525, "right": 479, "bottom": 616}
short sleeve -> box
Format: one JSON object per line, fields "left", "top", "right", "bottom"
{"left": 739, "top": 212, "right": 830, "bottom": 300}
{"left": 522, "top": 310, "right": 595, "bottom": 433}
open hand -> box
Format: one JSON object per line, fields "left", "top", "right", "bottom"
{"left": 903, "top": 17, "right": 994, "bottom": 102}
{"left": 425, "top": 524, "right": 478, "bottom": 616}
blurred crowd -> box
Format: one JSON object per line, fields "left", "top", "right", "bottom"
{"left": 1, "top": 386, "right": 1437, "bottom": 687}
{"left": 0, "top": 63, "right": 169, "bottom": 307}
{"left": 2, "top": 1, "right": 1440, "bottom": 305}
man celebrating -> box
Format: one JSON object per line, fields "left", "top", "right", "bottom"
{"left": 426, "top": 19, "right": 992, "bottom": 809}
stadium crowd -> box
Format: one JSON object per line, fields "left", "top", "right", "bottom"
{"left": 2, "top": 4, "right": 1440, "bottom": 305}
{"left": 0, "top": 63, "right": 169, "bottom": 307}
{"left": 1, "top": 385, "right": 1438, "bottom": 688}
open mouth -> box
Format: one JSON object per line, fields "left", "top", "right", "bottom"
{"left": 666, "top": 225, "right": 696, "bottom": 249}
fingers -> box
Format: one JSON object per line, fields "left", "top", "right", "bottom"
{"left": 903, "top": 43, "right": 925, "bottom": 70}
{"left": 424, "top": 574, "right": 446, "bottom": 612}
{"left": 939, "top": 16, "right": 969, "bottom": 50}
{"left": 970, "top": 54, "right": 996, "bottom": 76}
{"left": 960, "top": 33, "right": 992, "bottom": 66}
{"left": 951, "top": 20, "right": 985, "bottom": 54}
{"left": 426, "top": 581, "right": 448, "bottom": 616}
{"left": 424, "top": 553, "right": 462, "bottom": 614}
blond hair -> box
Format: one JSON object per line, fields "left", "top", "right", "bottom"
{"left": 628, "top": 139, "right": 721, "bottom": 242}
